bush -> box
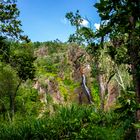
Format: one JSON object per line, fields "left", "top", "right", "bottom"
{"left": 0, "top": 104, "right": 134, "bottom": 140}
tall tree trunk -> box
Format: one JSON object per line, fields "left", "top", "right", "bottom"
{"left": 9, "top": 80, "right": 22, "bottom": 121}
{"left": 132, "top": 64, "right": 140, "bottom": 140}
{"left": 97, "top": 73, "right": 105, "bottom": 110}
{"left": 133, "top": 68, "right": 140, "bottom": 140}
{"left": 128, "top": 14, "right": 140, "bottom": 139}
{"left": 99, "top": 36, "right": 105, "bottom": 110}
{"left": 95, "top": 58, "right": 105, "bottom": 110}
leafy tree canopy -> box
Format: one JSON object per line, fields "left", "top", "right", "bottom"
{"left": 0, "top": 0, "right": 30, "bottom": 42}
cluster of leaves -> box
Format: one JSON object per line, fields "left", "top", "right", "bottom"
{"left": 0, "top": 38, "right": 36, "bottom": 82}
{"left": 0, "top": 0, "right": 21, "bottom": 38}
{"left": 66, "top": 10, "right": 95, "bottom": 45}
{"left": 95, "top": 0, "right": 140, "bottom": 71}
{"left": 10, "top": 43, "right": 36, "bottom": 81}
{"left": 0, "top": 0, "right": 30, "bottom": 41}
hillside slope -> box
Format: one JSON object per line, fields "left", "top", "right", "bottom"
{"left": 33, "top": 42, "right": 93, "bottom": 110}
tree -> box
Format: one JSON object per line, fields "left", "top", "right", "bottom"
{"left": 0, "top": 0, "right": 35, "bottom": 120}
{"left": 87, "top": 41, "right": 116, "bottom": 110}
{"left": 77, "top": 27, "right": 94, "bottom": 44}
{"left": 10, "top": 42, "right": 36, "bottom": 81}
{"left": 66, "top": 10, "right": 117, "bottom": 109}
{"left": 65, "top": 10, "right": 85, "bottom": 44}
{"left": 0, "top": 63, "right": 19, "bottom": 121}
{"left": 94, "top": 0, "right": 140, "bottom": 138}
{"left": 0, "top": 0, "right": 30, "bottom": 41}
{"left": 0, "top": 42, "right": 36, "bottom": 120}
{"left": 9, "top": 42, "right": 36, "bottom": 119}
{"left": 66, "top": 10, "right": 83, "bottom": 32}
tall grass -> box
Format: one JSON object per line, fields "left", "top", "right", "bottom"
{"left": 0, "top": 104, "right": 134, "bottom": 140}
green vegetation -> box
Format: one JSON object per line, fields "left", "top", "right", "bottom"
{"left": 0, "top": 0, "right": 140, "bottom": 139}
{"left": 0, "top": 105, "right": 135, "bottom": 140}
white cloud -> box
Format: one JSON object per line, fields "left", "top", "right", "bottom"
{"left": 94, "top": 23, "right": 100, "bottom": 30}
{"left": 80, "top": 19, "right": 88, "bottom": 27}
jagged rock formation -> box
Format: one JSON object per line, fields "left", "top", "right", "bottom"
{"left": 105, "top": 82, "right": 119, "bottom": 110}
{"left": 33, "top": 43, "right": 120, "bottom": 111}
{"left": 33, "top": 44, "right": 92, "bottom": 106}
{"left": 34, "top": 80, "right": 47, "bottom": 104}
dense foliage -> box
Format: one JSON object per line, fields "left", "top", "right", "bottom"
{"left": 0, "top": 0, "right": 139, "bottom": 139}
{"left": 0, "top": 105, "right": 135, "bottom": 140}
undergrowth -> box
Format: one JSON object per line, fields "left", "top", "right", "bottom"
{"left": 0, "top": 104, "right": 135, "bottom": 140}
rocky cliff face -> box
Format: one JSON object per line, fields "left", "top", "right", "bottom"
{"left": 33, "top": 44, "right": 92, "bottom": 107}
{"left": 33, "top": 42, "right": 120, "bottom": 113}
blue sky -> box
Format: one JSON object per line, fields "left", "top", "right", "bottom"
{"left": 17, "top": 0, "right": 100, "bottom": 42}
